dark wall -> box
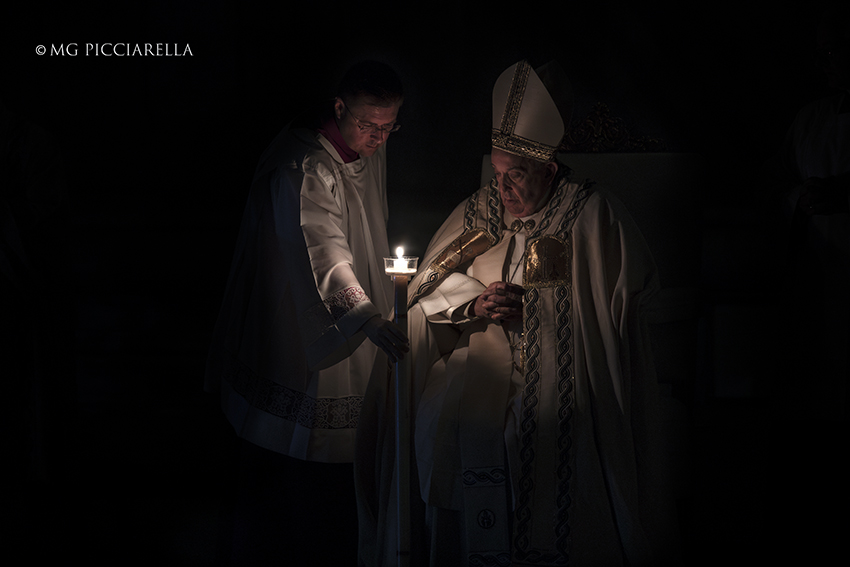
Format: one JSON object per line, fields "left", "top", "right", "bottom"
{"left": 4, "top": 1, "right": 835, "bottom": 254}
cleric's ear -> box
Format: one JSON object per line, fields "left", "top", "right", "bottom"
{"left": 544, "top": 160, "right": 558, "bottom": 184}
{"left": 333, "top": 97, "right": 345, "bottom": 121}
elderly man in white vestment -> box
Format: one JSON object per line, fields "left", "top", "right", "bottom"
{"left": 206, "top": 60, "right": 409, "bottom": 565}
{"left": 356, "top": 60, "right": 678, "bottom": 566}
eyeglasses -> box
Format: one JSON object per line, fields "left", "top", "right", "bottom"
{"left": 342, "top": 101, "right": 401, "bottom": 135}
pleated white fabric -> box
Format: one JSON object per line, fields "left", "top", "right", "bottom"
{"left": 207, "top": 126, "right": 393, "bottom": 463}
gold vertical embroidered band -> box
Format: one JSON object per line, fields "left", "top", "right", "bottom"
{"left": 499, "top": 60, "right": 531, "bottom": 140}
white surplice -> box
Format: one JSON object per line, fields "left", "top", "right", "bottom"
{"left": 206, "top": 125, "right": 393, "bottom": 463}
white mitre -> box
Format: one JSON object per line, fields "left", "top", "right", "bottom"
{"left": 491, "top": 60, "right": 565, "bottom": 162}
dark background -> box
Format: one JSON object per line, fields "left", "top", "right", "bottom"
{"left": 1, "top": 1, "right": 841, "bottom": 564}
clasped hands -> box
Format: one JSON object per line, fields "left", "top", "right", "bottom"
{"left": 473, "top": 281, "right": 524, "bottom": 322}
{"left": 363, "top": 281, "right": 525, "bottom": 361}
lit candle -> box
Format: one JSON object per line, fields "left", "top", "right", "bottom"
{"left": 385, "top": 246, "right": 417, "bottom": 275}
{"left": 383, "top": 244, "right": 418, "bottom": 567}
{"left": 393, "top": 247, "right": 406, "bottom": 272}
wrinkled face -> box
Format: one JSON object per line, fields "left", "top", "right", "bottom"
{"left": 335, "top": 95, "right": 402, "bottom": 157}
{"left": 491, "top": 148, "right": 558, "bottom": 218}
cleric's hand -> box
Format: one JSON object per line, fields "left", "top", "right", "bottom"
{"left": 473, "top": 281, "right": 524, "bottom": 322}
{"left": 362, "top": 316, "right": 409, "bottom": 363}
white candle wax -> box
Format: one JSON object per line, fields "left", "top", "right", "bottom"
{"left": 385, "top": 246, "right": 417, "bottom": 275}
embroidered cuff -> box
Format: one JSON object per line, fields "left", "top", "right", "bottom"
{"left": 324, "top": 286, "right": 368, "bottom": 321}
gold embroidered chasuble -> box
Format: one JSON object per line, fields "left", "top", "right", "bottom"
{"left": 403, "top": 176, "right": 667, "bottom": 566}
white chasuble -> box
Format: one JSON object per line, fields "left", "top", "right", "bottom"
{"left": 397, "top": 176, "right": 671, "bottom": 566}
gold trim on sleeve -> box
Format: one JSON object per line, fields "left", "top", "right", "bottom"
{"left": 431, "top": 228, "right": 495, "bottom": 275}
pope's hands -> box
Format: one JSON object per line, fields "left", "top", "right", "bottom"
{"left": 362, "top": 316, "right": 409, "bottom": 363}
{"left": 473, "top": 281, "right": 524, "bottom": 322}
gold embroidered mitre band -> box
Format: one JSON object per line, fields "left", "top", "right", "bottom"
{"left": 491, "top": 60, "right": 565, "bottom": 163}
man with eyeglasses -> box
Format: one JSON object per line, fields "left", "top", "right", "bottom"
{"left": 206, "top": 59, "right": 407, "bottom": 565}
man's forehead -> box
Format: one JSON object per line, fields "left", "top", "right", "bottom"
{"left": 491, "top": 150, "right": 528, "bottom": 170}
{"left": 349, "top": 94, "right": 401, "bottom": 109}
